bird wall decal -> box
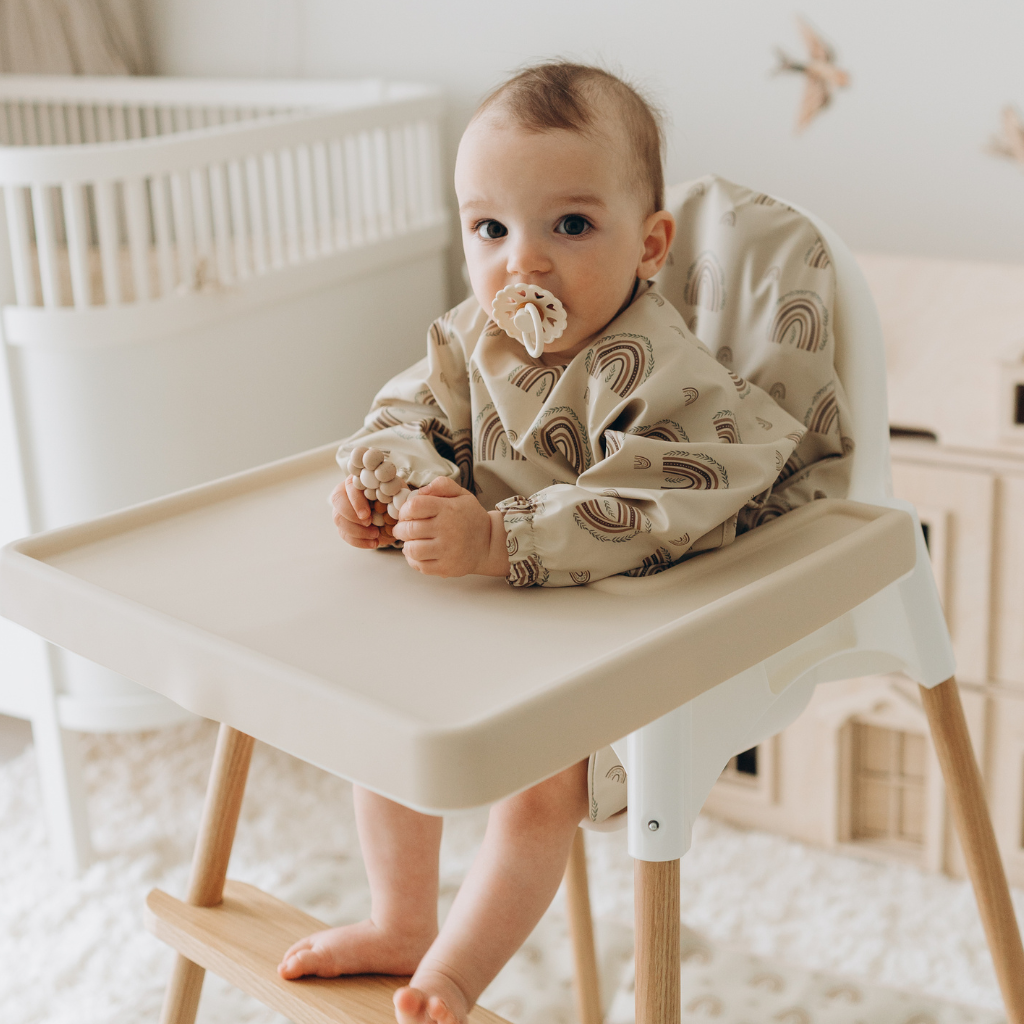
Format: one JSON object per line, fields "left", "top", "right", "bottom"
{"left": 774, "top": 16, "right": 851, "bottom": 134}
{"left": 987, "top": 106, "right": 1024, "bottom": 172}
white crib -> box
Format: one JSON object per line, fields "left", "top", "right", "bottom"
{"left": 0, "top": 76, "right": 450, "bottom": 869}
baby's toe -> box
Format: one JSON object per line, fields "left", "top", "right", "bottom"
{"left": 278, "top": 946, "right": 326, "bottom": 979}
{"left": 393, "top": 985, "right": 430, "bottom": 1024}
{"left": 427, "top": 995, "right": 462, "bottom": 1024}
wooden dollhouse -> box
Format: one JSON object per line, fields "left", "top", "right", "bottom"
{"left": 707, "top": 252, "right": 1024, "bottom": 887}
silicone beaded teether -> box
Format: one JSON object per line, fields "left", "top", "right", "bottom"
{"left": 491, "top": 284, "right": 568, "bottom": 358}
{"left": 346, "top": 446, "right": 413, "bottom": 548}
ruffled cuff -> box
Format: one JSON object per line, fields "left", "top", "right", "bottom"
{"left": 495, "top": 494, "right": 548, "bottom": 587}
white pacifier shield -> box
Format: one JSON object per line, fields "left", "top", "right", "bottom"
{"left": 492, "top": 284, "right": 568, "bottom": 358}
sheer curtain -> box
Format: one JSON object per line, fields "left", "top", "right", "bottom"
{"left": 0, "top": 0, "right": 150, "bottom": 74}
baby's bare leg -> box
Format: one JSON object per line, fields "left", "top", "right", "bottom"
{"left": 279, "top": 785, "right": 442, "bottom": 979}
{"left": 394, "top": 760, "right": 588, "bottom": 1024}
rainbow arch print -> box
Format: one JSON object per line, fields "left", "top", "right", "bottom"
{"left": 769, "top": 290, "right": 829, "bottom": 353}
{"left": 474, "top": 405, "right": 524, "bottom": 462}
{"left": 627, "top": 419, "right": 690, "bottom": 443}
{"left": 804, "top": 381, "right": 839, "bottom": 435}
{"left": 573, "top": 497, "right": 646, "bottom": 541}
{"left": 586, "top": 333, "right": 654, "bottom": 397}
{"left": 532, "top": 406, "right": 593, "bottom": 474}
{"left": 804, "top": 236, "right": 831, "bottom": 269}
{"left": 508, "top": 363, "right": 562, "bottom": 400}
{"left": 712, "top": 410, "right": 740, "bottom": 443}
{"left": 662, "top": 450, "right": 728, "bottom": 489}
{"left": 683, "top": 251, "right": 726, "bottom": 312}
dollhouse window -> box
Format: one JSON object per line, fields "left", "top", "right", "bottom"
{"left": 722, "top": 746, "right": 759, "bottom": 783}
{"left": 850, "top": 723, "right": 926, "bottom": 849}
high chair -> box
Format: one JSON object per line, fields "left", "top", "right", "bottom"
{"left": 1, "top": 183, "right": 1022, "bottom": 1024}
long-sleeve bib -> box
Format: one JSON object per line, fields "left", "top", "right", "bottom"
{"left": 338, "top": 283, "right": 808, "bottom": 587}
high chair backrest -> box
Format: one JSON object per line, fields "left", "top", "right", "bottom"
{"left": 654, "top": 176, "right": 894, "bottom": 510}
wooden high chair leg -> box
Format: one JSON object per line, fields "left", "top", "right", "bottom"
{"left": 920, "top": 677, "right": 1024, "bottom": 1024}
{"left": 158, "top": 724, "right": 255, "bottom": 1024}
{"left": 634, "top": 859, "right": 680, "bottom": 1024}
{"left": 564, "top": 828, "right": 602, "bottom": 1024}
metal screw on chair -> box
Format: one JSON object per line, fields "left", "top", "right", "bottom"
{"left": 647, "top": 820, "right": 659, "bottom": 831}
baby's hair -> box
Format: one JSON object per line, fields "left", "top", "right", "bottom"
{"left": 474, "top": 60, "right": 665, "bottom": 215}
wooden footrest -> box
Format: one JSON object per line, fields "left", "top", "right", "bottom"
{"left": 145, "top": 879, "right": 511, "bottom": 1024}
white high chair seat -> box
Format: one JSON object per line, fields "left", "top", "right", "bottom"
{"left": 1, "top": 187, "right": 1021, "bottom": 1024}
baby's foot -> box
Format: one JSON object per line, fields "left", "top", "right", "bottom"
{"left": 277, "top": 919, "right": 436, "bottom": 980}
{"left": 393, "top": 966, "right": 470, "bottom": 1024}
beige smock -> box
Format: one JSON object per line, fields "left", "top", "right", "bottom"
{"left": 338, "top": 282, "right": 809, "bottom": 588}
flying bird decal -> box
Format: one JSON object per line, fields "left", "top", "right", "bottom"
{"left": 988, "top": 106, "right": 1024, "bottom": 172}
{"left": 774, "top": 17, "right": 851, "bottom": 133}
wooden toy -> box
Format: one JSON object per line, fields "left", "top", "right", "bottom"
{"left": 345, "top": 446, "right": 412, "bottom": 547}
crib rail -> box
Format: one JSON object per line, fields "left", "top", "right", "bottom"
{"left": 0, "top": 80, "right": 445, "bottom": 310}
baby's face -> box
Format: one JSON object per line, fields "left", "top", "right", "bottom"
{"left": 455, "top": 117, "right": 670, "bottom": 361}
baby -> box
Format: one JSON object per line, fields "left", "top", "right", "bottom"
{"left": 277, "top": 62, "right": 808, "bottom": 1024}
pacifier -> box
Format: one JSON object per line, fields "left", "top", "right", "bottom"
{"left": 491, "top": 284, "right": 568, "bottom": 359}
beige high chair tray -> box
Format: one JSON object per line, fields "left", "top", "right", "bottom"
{"left": 4, "top": 441, "right": 1024, "bottom": 1024}
{"left": 2, "top": 441, "right": 913, "bottom": 811}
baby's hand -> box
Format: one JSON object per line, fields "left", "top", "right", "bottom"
{"left": 393, "top": 476, "right": 509, "bottom": 577}
{"left": 329, "top": 475, "right": 381, "bottom": 549}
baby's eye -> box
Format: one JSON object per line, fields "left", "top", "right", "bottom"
{"left": 555, "top": 214, "right": 591, "bottom": 237}
{"left": 475, "top": 220, "right": 508, "bottom": 240}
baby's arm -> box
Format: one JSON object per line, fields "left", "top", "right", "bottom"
{"left": 392, "top": 476, "right": 511, "bottom": 578}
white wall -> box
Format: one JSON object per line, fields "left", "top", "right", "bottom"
{"left": 144, "top": 0, "right": 1024, "bottom": 304}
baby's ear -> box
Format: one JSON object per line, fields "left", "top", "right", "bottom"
{"left": 637, "top": 210, "right": 676, "bottom": 278}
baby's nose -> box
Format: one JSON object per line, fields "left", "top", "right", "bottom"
{"left": 506, "top": 235, "right": 553, "bottom": 277}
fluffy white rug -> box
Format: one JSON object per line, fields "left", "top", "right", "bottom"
{"left": 0, "top": 719, "right": 1015, "bottom": 1024}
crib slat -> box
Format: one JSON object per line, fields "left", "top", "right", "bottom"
{"left": 9, "top": 103, "right": 25, "bottom": 146}
{"left": 343, "top": 135, "right": 364, "bottom": 247}
{"left": 388, "top": 126, "right": 407, "bottom": 236}
{"left": 151, "top": 174, "right": 176, "bottom": 295}
{"left": 191, "top": 167, "right": 214, "bottom": 283}
{"left": 244, "top": 156, "right": 268, "bottom": 275}
{"left": 209, "top": 162, "right": 235, "bottom": 286}
{"left": 358, "top": 131, "right": 379, "bottom": 244}
{"left": 0, "top": 104, "right": 10, "bottom": 145}
{"left": 23, "top": 104, "right": 39, "bottom": 146}
{"left": 52, "top": 104, "right": 68, "bottom": 145}
{"left": 143, "top": 107, "right": 158, "bottom": 139}
{"left": 311, "top": 141, "right": 333, "bottom": 256}
{"left": 4, "top": 186, "right": 36, "bottom": 305}
{"left": 278, "top": 148, "right": 302, "bottom": 265}
{"left": 295, "top": 144, "right": 318, "bottom": 260}
{"left": 62, "top": 183, "right": 92, "bottom": 308}
{"left": 127, "top": 105, "right": 143, "bottom": 140}
{"left": 261, "top": 151, "right": 285, "bottom": 271}
{"left": 97, "top": 106, "right": 113, "bottom": 143}
{"left": 31, "top": 185, "right": 61, "bottom": 308}
{"left": 124, "top": 177, "right": 152, "bottom": 302}
{"left": 327, "top": 139, "right": 349, "bottom": 249}
{"left": 373, "top": 128, "right": 393, "bottom": 239}
{"left": 227, "top": 159, "right": 252, "bottom": 279}
{"left": 170, "top": 171, "right": 196, "bottom": 291}
{"left": 82, "top": 106, "right": 98, "bottom": 144}
{"left": 38, "top": 105, "right": 54, "bottom": 145}
{"left": 112, "top": 106, "right": 128, "bottom": 142}
{"left": 94, "top": 180, "right": 122, "bottom": 305}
